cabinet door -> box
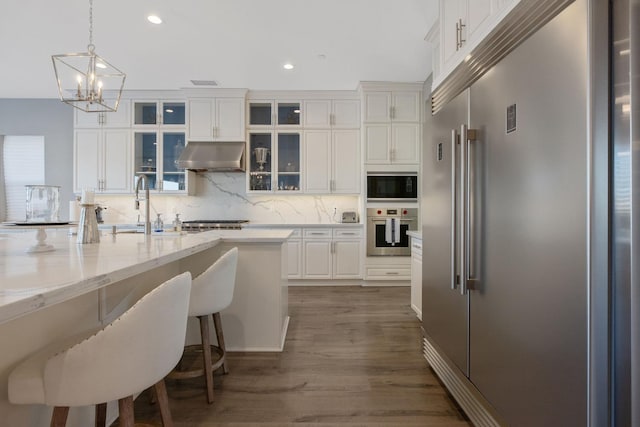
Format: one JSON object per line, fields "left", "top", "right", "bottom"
{"left": 391, "top": 123, "right": 420, "bottom": 164}
{"left": 467, "top": 0, "right": 493, "bottom": 40}
{"left": 303, "top": 240, "right": 332, "bottom": 279}
{"left": 364, "top": 124, "right": 391, "bottom": 164}
{"left": 411, "top": 240, "right": 423, "bottom": 318}
{"left": 442, "top": 0, "right": 465, "bottom": 67}
{"left": 103, "top": 100, "right": 131, "bottom": 128}
{"left": 188, "top": 99, "right": 214, "bottom": 140}
{"left": 332, "top": 129, "right": 360, "bottom": 193}
{"left": 102, "top": 129, "right": 131, "bottom": 193}
{"left": 303, "top": 100, "right": 331, "bottom": 128}
{"left": 74, "top": 130, "right": 101, "bottom": 192}
{"left": 333, "top": 240, "right": 362, "bottom": 279}
{"left": 332, "top": 100, "right": 360, "bottom": 128}
{"left": 287, "top": 239, "right": 302, "bottom": 279}
{"left": 392, "top": 92, "right": 421, "bottom": 122}
{"left": 303, "top": 130, "right": 331, "bottom": 193}
{"left": 363, "top": 92, "right": 391, "bottom": 122}
{"left": 215, "top": 98, "right": 245, "bottom": 141}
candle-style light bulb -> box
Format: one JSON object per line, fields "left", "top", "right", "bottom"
{"left": 76, "top": 75, "right": 83, "bottom": 99}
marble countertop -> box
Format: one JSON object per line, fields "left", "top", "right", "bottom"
{"left": 0, "top": 228, "right": 291, "bottom": 324}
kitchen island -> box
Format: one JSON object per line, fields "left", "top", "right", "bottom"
{"left": 0, "top": 227, "right": 291, "bottom": 427}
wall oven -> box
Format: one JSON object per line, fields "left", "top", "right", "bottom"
{"left": 367, "top": 208, "right": 417, "bottom": 256}
{"left": 366, "top": 172, "right": 418, "bottom": 202}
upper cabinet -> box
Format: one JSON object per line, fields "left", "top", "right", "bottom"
{"left": 429, "top": 0, "right": 521, "bottom": 89}
{"left": 132, "top": 100, "right": 190, "bottom": 193}
{"left": 363, "top": 91, "right": 420, "bottom": 123}
{"left": 303, "top": 99, "right": 360, "bottom": 128}
{"left": 187, "top": 89, "right": 247, "bottom": 141}
{"left": 74, "top": 100, "right": 131, "bottom": 128}
{"left": 248, "top": 100, "right": 301, "bottom": 127}
{"left": 359, "top": 83, "right": 422, "bottom": 165}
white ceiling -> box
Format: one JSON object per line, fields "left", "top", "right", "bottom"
{"left": 0, "top": 0, "right": 438, "bottom": 99}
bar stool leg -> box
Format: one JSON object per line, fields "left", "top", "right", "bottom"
{"left": 213, "top": 312, "right": 229, "bottom": 374}
{"left": 153, "top": 379, "right": 174, "bottom": 427}
{"left": 51, "top": 406, "right": 69, "bottom": 427}
{"left": 199, "top": 315, "right": 215, "bottom": 404}
{"left": 117, "top": 396, "right": 135, "bottom": 427}
{"left": 95, "top": 403, "right": 107, "bottom": 427}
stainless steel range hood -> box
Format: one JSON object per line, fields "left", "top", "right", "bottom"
{"left": 177, "top": 141, "right": 245, "bottom": 172}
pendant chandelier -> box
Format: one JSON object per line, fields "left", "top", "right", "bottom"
{"left": 51, "top": 0, "right": 126, "bottom": 112}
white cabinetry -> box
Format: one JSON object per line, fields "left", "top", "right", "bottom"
{"left": 360, "top": 83, "right": 422, "bottom": 166}
{"left": 74, "top": 129, "right": 131, "bottom": 193}
{"left": 429, "top": 0, "right": 521, "bottom": 89}
{"left": 301, "top": 227, "right": 363, "bottom": 279}
{"left": 302, "top": 228, "right": 333, "bottom": 279}
{"left": 303, "top": 99, "right": 360, "bottom": 128}
{"left": 332, "top": 228, "right": 363, "bottom": 279}
{"left": 410, "top": 235, "right": 422, "bottom": 320}
{"left": 188, "top": 97, "right": 245, "bottom": 141}
{"left": 74, "top": 100, "right": 131, "bottom": 128}
{"left": 304, "top": 129, "right": 360, "bottom": 194}
{"left": 287, "top": 228, "right": 303, "bottom": 279}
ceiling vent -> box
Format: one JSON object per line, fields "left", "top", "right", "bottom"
{"left": 190, "top": 80, "right": 218, "bottom": 86}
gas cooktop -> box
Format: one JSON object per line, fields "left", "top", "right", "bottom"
{"left": 181, "top": 220, "right": 249, "bottom": 232}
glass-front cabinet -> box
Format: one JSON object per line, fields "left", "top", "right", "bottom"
{"left": 247, "top": 99, "right": 302, "bottom": 193}
{"left": 276, "top": 133, "right": 300, "bottom": 191}
{"left": 248, "top": 133, "right": 272, "bottom": 191}
{"left": 247, "top": 131, "right": 301, "bottom": 193}
{"left": 248, "top": 100, "right": 301, "bottom": 127}
{"left": 133, "top": 101, "right": 187, "bottom": 192}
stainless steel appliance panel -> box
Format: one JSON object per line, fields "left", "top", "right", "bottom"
{"left": 367, "top": 208, "right": 417, "bottom": 256}
{"left": 366, "top": 173, "right": 418, "bottom": 202}
{"left": 422, "top": 89, "right": 469, "bottom": 375}
{"left": 467, "top": 2, "right": 588, "bottom": 425}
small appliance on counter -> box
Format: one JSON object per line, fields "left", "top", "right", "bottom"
{"left": 341, "top": 211, "right": 358, "bottom": 223}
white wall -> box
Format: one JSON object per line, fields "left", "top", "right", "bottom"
{"left": 0, "top": 99, "right": 74, "bottom": 219}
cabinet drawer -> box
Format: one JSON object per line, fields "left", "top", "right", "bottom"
{"left": 332, "top": 228, "right": 363, "bottom": 239}
{"left": 366, "top": 267, "right": 411, "bottom": 280}
{"left": 303, "top": 228, "right": 332, "bottom": 239}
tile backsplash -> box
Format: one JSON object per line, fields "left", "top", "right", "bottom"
{"left": 92, "top": 172, "right": 361, "bottom": 225}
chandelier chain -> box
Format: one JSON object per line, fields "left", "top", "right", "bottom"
{"left": 88, "top": 0, "right": 94, "bottom": 51}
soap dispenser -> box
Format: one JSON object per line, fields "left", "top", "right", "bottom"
{"left": 173, "top": 213, "right": 182, "bottom": 232}
{"left": 153, "top": 213, "right": 164, "bottom": 232}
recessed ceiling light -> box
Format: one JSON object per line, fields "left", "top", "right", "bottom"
{"left": 147, "top": 15, "right": 162, "bottom": 24}
{"left": 283, "top": 63, "right": 294, "bottom": 70}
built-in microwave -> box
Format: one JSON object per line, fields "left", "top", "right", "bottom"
{"left": 366, "top": 172, "right": 418, "bottom": 202}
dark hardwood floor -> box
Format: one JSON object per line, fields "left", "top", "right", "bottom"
{"left": 128, "top": 286, "right": 471, "bottom": 426}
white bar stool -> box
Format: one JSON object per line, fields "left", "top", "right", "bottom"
{"left": 168, "top": 247, "right": 238, "bottom": 404}
{"left": 8, "top": 272, "right": 192, "bottom": 427}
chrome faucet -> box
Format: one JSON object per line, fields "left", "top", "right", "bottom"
{"left": 134, "top": 174, "right": 151, "bottom": 235}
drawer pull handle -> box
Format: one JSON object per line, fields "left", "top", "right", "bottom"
{"left": 386, "top": 272, "right": 399, "bottom": 275}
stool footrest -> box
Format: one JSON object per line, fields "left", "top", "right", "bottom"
{"left": 168, "top": 344, "right": 226, "bottom": 380}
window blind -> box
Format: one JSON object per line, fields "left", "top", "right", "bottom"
{"left": 2, "top": 136, "right": 45, "bottom": 221}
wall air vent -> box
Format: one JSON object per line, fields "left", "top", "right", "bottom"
{"left": 431, "top": 0, "right": 574, "bottom": 114}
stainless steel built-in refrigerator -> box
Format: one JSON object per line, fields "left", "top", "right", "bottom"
{"left": 422, "top": 0, "right": 638, "bottom": 425}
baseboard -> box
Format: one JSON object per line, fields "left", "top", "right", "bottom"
{"left": 423, "top": 337, "right": 504, "bottom": 427}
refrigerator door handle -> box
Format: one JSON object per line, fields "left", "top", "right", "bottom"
{"left": 451, "top": 129, "right": 458, "bottom": 290}
{"left": 461, "top": 125, "right": 480, "bottom": 295}
{"left": 459, "top": 125, "right": 468, "bottom": 295}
